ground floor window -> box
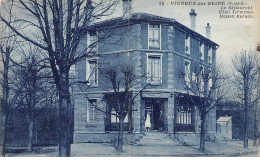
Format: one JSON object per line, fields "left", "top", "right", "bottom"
{"left": 104, "top": 95, "right": 130, "bottom": 132}
{"left": 87, "top": 99, "right": 97, "bottom": 123}
{"left": 111, "top": 108, "right": 128, "bottom": 123}
{"left": 174, "top": 97, "right": 195, "bottom": 132}
{"left": 176, "top": 105, "right": 192, "bottom": 125}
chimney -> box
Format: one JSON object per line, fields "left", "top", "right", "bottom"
{"left": 122, "top": 0, "right": 133, "bottom": 19}
{"left": 189, "top": 9, "right": 197, "bottom": 30}
{"left": 205, "top": 23, "right": 211, "bottom": 39}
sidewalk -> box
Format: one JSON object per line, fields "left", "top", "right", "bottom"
{"left": 70, "top": 142, "right": 259, "bottom": 157}
{"left": 70, "top": 133, "right": 259, "bottom": 157}
{"left": 6, "top": 133, "right": 260, "bottom": 157}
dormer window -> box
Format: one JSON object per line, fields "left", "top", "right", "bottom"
{"left": 87, "top": 30, "right": 98, "bottom": 53}
{"left": 185, "top": 34, "right": 190, "bottom": 55}
{"left": 148, "top": 24, "right": 161, "bottom": 49}
{"left": 208, "top": 47, "right": 212, "bottom": 64}
{"left": 200, "top": 42, "right": 204, "bottom": 60}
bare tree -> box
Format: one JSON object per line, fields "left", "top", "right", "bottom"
{"left": 232, "top": 50, "right": 259, "bottom": 148}
{"left": 179, "top": 63, "right": 227, "bottom": 151}
{"left": 12, "top": 48, "right": 54, "bottom": 152}
{"left": 100, "top": 61, "right": 148, "bottom": 152}
{"left": 0, "top": 0, "right": 120, "bottom": 156}
{"left": 0, "top": 19, "right": 19, "bottom": 156}
{"left": 0, "top": 43, "right": 11, "bottom": 157}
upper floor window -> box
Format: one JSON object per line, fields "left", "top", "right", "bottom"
{"left": 184, "top": 60, "right": 191, "bottom": 87}
{"left": 199, "top": 66, "right": 204, "bottom": 92}
{"left": 69, "top": 64, "right": 76, "bottom": 77}
{"left": 86, "top": 58, "right": 98, "bottom": 86}
{"left": 147, "top": 53, "right": 162, "bottom": 84}
{"left": 87, "top": 30, "right": 98, "bottom": 53}
{"left": 208, "top": 47, "right": 212, "bottom": 64}
{"left": 200, "top": 42, "right": 204, "bottom": 60}
{"left": 208, "top": 68, "right": 212, "bottom": 90}
{"left": 185, "top": 34, "right": 190, "bottom": 55}
{"left": 148, "top": 24, "right": 161, "bottom": 49}
{"left": 87, "top": 99, "right": 97, "bottom": 123}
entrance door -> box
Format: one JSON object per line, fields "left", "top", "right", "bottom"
{"left": 153, "top": 102, "right": 161, "bottom": 131}
{"left": 145, "top": 98, "right": 164, "bottom": 132}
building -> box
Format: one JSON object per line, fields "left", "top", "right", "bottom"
{"left": 73, "top": 0, "right": 218, "bottom": 143}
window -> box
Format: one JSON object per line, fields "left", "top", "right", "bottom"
{"left": 184, "top": 60, "right": 190, "bottom": 87}
{"left": 86, "top": 59, "right": 98, "bottom": 86}
{"left": 176, "top": 105, "right": 193, "bottom": 125}
{"left": 87, "top": 30, "right": 98, "bottom": 52}
{"left": 148, "top": 24, "right": 161, "bottom": 49}
{"left": 199, "top": 66, "right": 204, "bottom": 92}
{"left": 208, "top": 47, "right": 212, "bottom": 64}
{"left": 175, "top": 98, "right": 195, "bottom": 132}
{"left": 185, "top": 34, "right": 190, "bottom": 55}
{"left": 69, "top": 64, "right": 76, "bottom": 77}
{"left": 111, "top": 108, "right": 128, "bottom": 123}
{"left": 147, "top": 53, "right": 162, "bottom": 84}
{"left": 200, "top": 42, "right": 204, "bottom": 60}
{"left": 208, "top": 68, "right": 212, "bottom": 90}
{"left": 192, "top": 72, "right": 197, "bottom": 83}
{"left": 87, "top": 99, "right": 97, "bottom": 123}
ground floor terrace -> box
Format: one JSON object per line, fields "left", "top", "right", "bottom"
{"left": 73, "top": 90, "right": 216, "bottom": 143}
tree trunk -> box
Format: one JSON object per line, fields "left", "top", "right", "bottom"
{"left": 1, "top": 47, "right": 10, "bottom": 157}
{"left": 244, "top": 110, "right": 248, "bottom": 148}
{"left": 1, "top": 113, "right": 7, "bottom": 157}
{"left": 58, "top": 72, "right": 72, "bottom": 157}
{"left": 244, "top": 77, "right": 249, "bottom": 148}
{"left": 28, "top": 71, "right": 36, "bottom": 152}
{"left": 28, "top": 115, "right": 33, "bottom": 152}
{"left": 253, "top": 118, "right": 259, "bottom": 146}
{"left": 117, "top": 114, "right": 124, "bottom": 152}
{"left": 253, "top": 74, "right": 259, "bottom": 147}
{"left": 199, "top": 114, "right": 206, "bottom": 151}
{"left": 128, "top": 103, "right": 132, "bottom": 133}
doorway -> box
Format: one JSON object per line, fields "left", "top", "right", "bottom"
{"left": 145, "top": 98, "right": 165, "bottom": 132}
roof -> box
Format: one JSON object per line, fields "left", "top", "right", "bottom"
{"left": 217, "top": 116, "right": 232, "bottom": 122}
{"left": 89, "top": 12, "right": 219, "bottom": 47}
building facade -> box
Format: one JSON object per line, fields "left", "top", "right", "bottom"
{"left": 73, "top": 4, "right": 218, "bottom": 143}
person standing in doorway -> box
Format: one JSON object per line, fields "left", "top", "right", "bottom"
{"left": 145, "top": 111, "right": 151, "bottom": 131}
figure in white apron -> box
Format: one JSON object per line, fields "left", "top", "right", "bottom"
{"left": 145, "top": 111, "right": 151, "bottom": 131}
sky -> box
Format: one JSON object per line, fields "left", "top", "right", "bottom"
{"left": 128, "top": 0, "right": 260, "bottom": 67}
